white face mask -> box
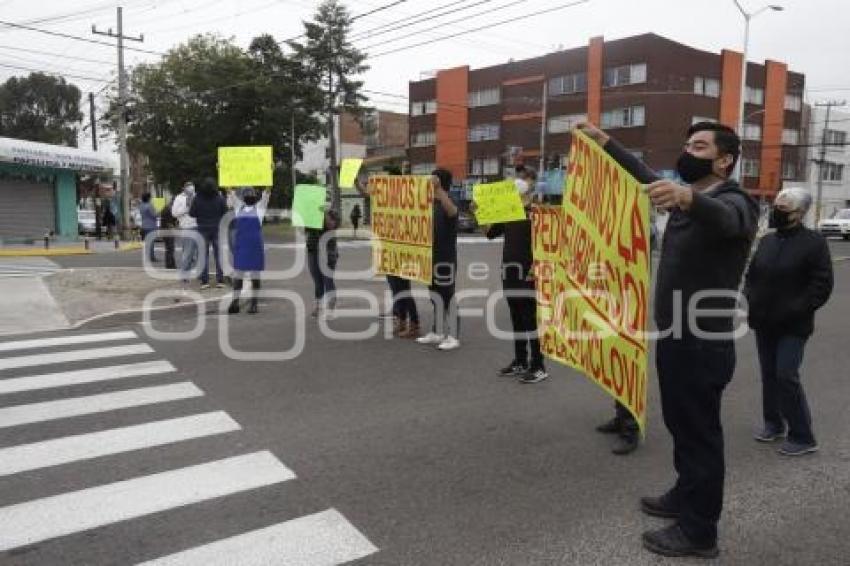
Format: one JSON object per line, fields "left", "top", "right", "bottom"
{"left": 184, "top": 184, "right": 195, "bottom": 195}
{"left": 515, "top": 178, "right": 530, "bottom": 195}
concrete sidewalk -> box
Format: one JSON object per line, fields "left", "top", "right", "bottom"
{"left": 0, "top": 276, "right": 69, "bottom": 336}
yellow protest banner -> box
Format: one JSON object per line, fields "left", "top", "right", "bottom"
{"left": 472, "top": 180, "right": 527, "bottom": 224}
{"left": 339, "top": 158, "right": 363, "bottom": 192}
{"left": 369, "top": 175, "right": 433, "bottom": 284}
{"left": 531, "top": 130, "right": 651, "bottom": 432}
{"left": 218, "top": 146, "right": 273, "bottom": 187}
{"left": 151, "top": 197, "right": 166, "bottom": 213}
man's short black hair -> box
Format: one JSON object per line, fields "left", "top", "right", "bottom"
{"left": 141, "top": 193, "right": 151, "bottom": 202}
{"left": 432, "top": 168, "right": 452, "bottom": 190}
{"left": 687, "top": 121, "right": 741, "bottom": 177}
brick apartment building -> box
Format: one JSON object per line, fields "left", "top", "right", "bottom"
{"left": 408, "top": 33, "right": 806, "bottom": 197}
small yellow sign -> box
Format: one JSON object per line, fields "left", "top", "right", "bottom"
{"left": 151, "top": 197, "right": 166, "bottom": 213}
{"left": 218, "top": 146, "right": 273, "bottom": 187}
{"left": 339, "top": 158, "right": 363, "bottom": 192}
{"left": 472, "top": 180, "right": 527, "bottom": 225}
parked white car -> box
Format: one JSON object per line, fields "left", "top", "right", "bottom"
{"left": 818, "top": 208, "right": 850, "bottom": 240}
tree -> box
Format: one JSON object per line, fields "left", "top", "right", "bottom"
{"left": 0, "top": 73, "right": 83, "bottom": 147}
{"left": 109, "top": 33, "right": 324, "bottom": 193}
{"left": 288, "top": 0, "right": 370, "bottom": 212}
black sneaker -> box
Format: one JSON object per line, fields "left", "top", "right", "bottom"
{"left": 519, "top": 367, "right": 549, "bottom": 384}
{"left": 595, "top": 417, "right": 623, "bottom": 434}
{"left": 498, "top": 361, "right": 527, "bottom": 377}
{"left": 612, "top": 430, "right": 639, "bottom": 455}
{"left": 640, "top": 492, "right": 681, "bottom": 519}
{"left": 642, "top": 524, "right": 719, "bottom": 559}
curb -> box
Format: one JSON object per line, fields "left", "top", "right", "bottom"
{"left": 0, "top": 247, "right": 94, "bottom": 257}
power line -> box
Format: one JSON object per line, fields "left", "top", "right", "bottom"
{"left": 278, "top": 0, "right": 412, "bottom": 45}
{"left": 369, "top": 0, "right": 591, "bottom": 58}
{"left": 0, "top": 19, "right": 166, "bottom": 56}
{"left": 350, "top": 0, "right": 476, "bottom": 41}
{"left": 0, "top": 44, "right": 115, "bottom": 66}
{"left": 0, "top": 61, "right": 112, "bottom": 83}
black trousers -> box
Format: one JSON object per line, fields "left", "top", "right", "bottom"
{"left": 387, "top": 275, "right": 419, "bottom": 324}
{"left": 657, "top": 334, "right": 735, "bottom": 546}
{"left": 503, "top": 272, "right": 542, "bottom": 369}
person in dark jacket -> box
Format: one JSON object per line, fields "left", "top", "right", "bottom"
{"left": 306, "top": 206, "right": 340, "bottom": 318}
{"left": 481, "top": 169, "right": 548, "bottom": 384}
{"left": 159, "top": 195, "right": 178, "bottom": 269}
{"left": 744, "top": 187, "right": 833, "bottom": 456}
{"left": 350, "top": 204, "right": 362, "bottom": 237}
{"left": 189, "top": 177, "right": 227, "bottom": 289}
{"left": 139, "top": 193, "right": 158, "bottom": 262}
{"left": 579, "top": 121, "right": 758, "bottom": 559}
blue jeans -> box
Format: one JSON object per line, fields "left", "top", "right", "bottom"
{"left": 755, "top": 332, "right": 815, "bottom": 445}
{"left": 197, "top": 227, "right": 224, "bottom": 285}
{"left": 141, "top": 229, "right": 157, "bottom": 262}
{"left": 179, "top": 232, "right": 198, "bottom": 282}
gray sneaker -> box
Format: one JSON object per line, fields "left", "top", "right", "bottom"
{"left": 754, "top": 426, "right": 787, "bottom": 443}
{"left": 779, "top": 440, "right": 819, "bottom": 456}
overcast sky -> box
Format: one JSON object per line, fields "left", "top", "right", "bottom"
{"left": 1, "top": 0, "right": 848, "bottom": 150}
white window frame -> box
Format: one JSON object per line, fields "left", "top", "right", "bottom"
{"left": 411, "top": 100, "right": 437, "bottom": 116}
{"left": 782, "top": 159, "right": 797, "bottom": 180}
{"left": 784, "top": 94, "right": 802, "bottom": 112}
{"left": 547, "top": 113, "right": 587, "bottom": 134}
{"left": 822, "top": 162, "right": 844, "bottom": 182}
{"left": 824, "top": 129, "right": 847, "bottom": 149}
{"left": 411, "top": 131, "right": 436, "bottom": 147}
{"left": 691, "top": 116, "right": 717, "bottom": 125}
{"left": 742, "top": 158, "right": 760, "bottom": 177}
{"left": 742, "top": 123, "right": 762, "bottom": 141}
{"left": 745, "top": 87, "right": 764, "bottom": 105}
{"left": 469, "top": 157, "right": 500, "bottom": 176}
{"left": 549, "top": 72, "right": 587, "bottom": 96}
{"left": 600, "top": 106, "right": 645, "bottom": 129}
{"left": 693, "top": 77, "right": 720, "bottom": 98}
{"left": 468, "top": 88, "right": 500, "bottom": 108}
{"left": 603, "top": 63, "right": 647, "bottom": 88}
{"left": 411, "top": 162, "right": 436, "bottom": 175}
{"left": 468, "top": 123, "right": 500, "bottom": 142}
{"left": 782, "top": 129, "right": 800, "bottom": 145}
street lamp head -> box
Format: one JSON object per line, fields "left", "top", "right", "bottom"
{"left": 768, "top": 5, "right": 784, "bottom": 10}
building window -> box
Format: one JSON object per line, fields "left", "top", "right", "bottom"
{"left": 692, "top": 116, "right": 717, "bottom": 125}
{"left": 547, "top": 113, "right": 587, "bottom": 134}
{"left": 411, "top": 100, "right": 436, "bottom": 116}
{"left": 600, "top": 106, "right": 645, "bottom": 129}
{"left": 603, "top": 63, "right": 646, "bottom": 88}
{"left": 745, "top": 87, "right": 764, "bottom": 105}
{"left": 821, "top": 162, "right": 845, "bottom": 181}
{"left": 782, "top": 129, "right": 800, "bottom": 145}
{"left": 742, "top": 158, "right": 760, "bottom": 177}
{"left": 742, "top": 123, "right": 762, "bottom": 141}
{"left": 411, "top": 162, "right": 436, "bottom": 175}
{"left": 824, "top": 129, "right": 847, "bottom": 148}
{"left": 469, "top": 157, "right": 500, "bottom": 176}
{"left": 412, "top": 131, "right": 436, "bottom": 147}
{"left": 784, "top": 94, "right": 802, "bottom": 111}
{"left": 782, "top": 160, "right": 797, "bottom": 180}
{"left": 468, "top": 87, "right": 500, "bottom": 108}
{"left": 468, "top": 123, "right": 500, "bottom": 142}
{"left": 549, "top": 72, "right": 587, "bottom": 95}
{"left": 693, "top": 77, "right": 720, "bottom": 98}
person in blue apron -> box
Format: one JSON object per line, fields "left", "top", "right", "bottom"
{"left": 227, "top": 187, "right": 269, "bottom": 314}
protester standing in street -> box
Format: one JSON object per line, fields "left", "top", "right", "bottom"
{"left": 579, "top": 121, "right": 758, "bottom": 559}
{"left": 744, "top": 187, "right": 833, "bottom": 456}
{"left": 189, "top": 177, "right": 227, "bottom": 289}
{"left": 416, "top": 168, "right": 460, "bottom": 351}
{"left": 159, "top": 195, "right": 178, "bottom": 269}
{"left": 350, "top": 204, "right": 362, "bottom": 237}
{"left": 139, "top": 193, "right": 158, "bottom": 263}
{"left": 227, "top": 187, "right": 270, "bottom": 314}
{"left": 171, "top": 181, "right": 198, "bottom": 290}
{"left": 306, "top": 204, "right": 340, "bottom": 318}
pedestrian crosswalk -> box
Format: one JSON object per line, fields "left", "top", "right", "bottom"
{"left": 0, "top": 258, "right": 61, "bottom": 278}
{"left": 0, "top": 330, "right": 378, "bottom": 565}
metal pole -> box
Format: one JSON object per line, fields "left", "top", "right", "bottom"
{"left": 290, "top": 111, "right": 297, "bottom": 191}
{"left": 89, "top": 92, "right": 98, "bottom": 151}
{"left": 734, "top": 12, "right": 750, "bottom": 182}
{"left": 539, "top": 79, "right": 548, "bottom": 175}
{"left": 815, "top": 103, "right": 833, "bottom": 227}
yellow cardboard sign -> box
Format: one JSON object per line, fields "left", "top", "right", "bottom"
{"left": 531, "top": 130, "right": 651, "bottom": 433}
{"left": 339, "top": 158, "right": 363, "bottom": 192}
{"left": 472, "top": 180, "right": 527, "bottom": 224}
{"left": 218, "top": 146, "right": 273, "bottom": 187}
{"left": 369, "top": 175, "right": 433, "bottom": 284}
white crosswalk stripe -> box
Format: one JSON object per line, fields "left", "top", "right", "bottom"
{"left": 0, "top": 258, "right": 61, "bottom": 278}
{"left": 0, "top": 330, "right": 379, "bottom": 563}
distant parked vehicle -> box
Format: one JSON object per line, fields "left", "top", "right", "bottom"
{"left": 78, "top": 209, "right": 97, "bottom": 235}
{"left": 818, "top": 208, "right": 850, "bottom": 240}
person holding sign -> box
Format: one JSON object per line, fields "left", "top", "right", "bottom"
{"left": 477, "top": 168, "right": 548, "bottom": 383}
{"left": 306, "top": 206, "right": 340, "bottom": 319}
{"left": 226, "top": 188, "right": 270, "bottom": 314}
{"left": 416, "top": 168, "right": 460, "bottom": 351}
{"left": 578, "top": 121, "right": 758, "bottom": 558}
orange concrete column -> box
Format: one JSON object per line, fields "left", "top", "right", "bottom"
{"left": 759, "top": 60, "right": 788, "bottom": 194}
{"left": 719, "top": 49, "right": 743, "bottom": 129}
{"left": 587, "top": 36, "right": 603, "bottom": 126}
{"left": 435, "top": 66, "right": 469, "bottom": 182}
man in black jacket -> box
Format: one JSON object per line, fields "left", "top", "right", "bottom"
{"left": 579, "top": 121, "right": 759, "bottom": 559}
{"left": 189, "top": 177, "right": 227, "bottom": 289}
{"left": 745, "top": 187, "right": 833, "bottom": 456}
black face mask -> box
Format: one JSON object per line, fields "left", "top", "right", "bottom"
{"left": 243, "top": 196, "right": 258, "bottom": 206}
{"left": 769, "top": 208, "right": 794, "bottom": 230}
{"left": 675, "top": 152, "right": 716, "bottom": 184}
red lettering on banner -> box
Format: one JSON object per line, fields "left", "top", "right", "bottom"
{"left": 609, "top": 346, "right": 625, "bottom": 397}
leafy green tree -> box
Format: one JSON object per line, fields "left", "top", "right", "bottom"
{"left": 0, "top": 73, "right": 83, "bottom": 147}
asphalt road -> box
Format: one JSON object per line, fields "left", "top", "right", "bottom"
{"left": 1, "top": 238, "right": 849, "bottom": 565}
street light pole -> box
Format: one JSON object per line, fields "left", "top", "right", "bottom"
{"left": 731, "top": 1, "right": 783, "bottom": 181}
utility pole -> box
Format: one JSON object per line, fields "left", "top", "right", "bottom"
{"left": 538, "top": 79, "right": 548, "bottom": 176}
{"left": 290, "top": 111, "right": 297, "bottom": 192}
{"left": 88, "top": 92, "right": 98, "bottom": 151}
{"left": 814, "top": 100, "right": 847, "bottom": 226}
{"left": 93, "top": 6, "right": 144, "bottom": 240}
